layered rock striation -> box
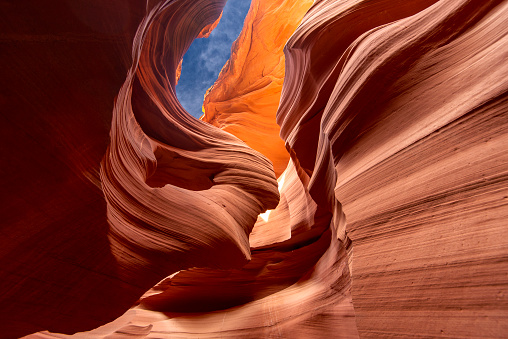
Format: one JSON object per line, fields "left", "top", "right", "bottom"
{"left": 2, "top": 0, "right": 507, "bottom": 338}
{"left": 279, "top": 0, "right": 508, "bottom": 336}
{"left": 100, "top": 0, "right": 279, "bottom": 287}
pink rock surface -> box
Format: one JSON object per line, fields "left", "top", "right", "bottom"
{"left": 2, "top": 0, "right": 507, "bottom": 338}
{"left": 279, "top": 0, "right": 508, "bottom": 337}
{"left": 100, "top": 0, "right": 279, "bottom": 287}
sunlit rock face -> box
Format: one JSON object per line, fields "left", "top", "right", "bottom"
{"left": 2, "top": 0, "right": 507, "bottom": 338}
{"left": 201, "top": 0, "right": 313, "bottom": 177}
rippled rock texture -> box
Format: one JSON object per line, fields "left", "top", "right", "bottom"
{"left": 2, "top": 0, "right": 508, "bottom": 338}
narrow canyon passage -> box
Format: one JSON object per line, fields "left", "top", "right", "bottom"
{"left": 175, "top": 0, "right": 251, "bottom": 118}
{"left": 0, "top": 0, "right": 507, "bottom": 338}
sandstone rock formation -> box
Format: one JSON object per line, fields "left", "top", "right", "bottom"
{"left": 279, "top": 0, "right": 508, "bottom": 336}
{"left": 1, "top": 0, "right": 507, "bottom": 338}
{"left": 0, "top": 1, "right": 150, "bottom": 337}
{"left": 201, "top": 0, "right": 313, "bottom": 177}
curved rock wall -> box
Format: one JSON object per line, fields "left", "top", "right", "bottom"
{"left": 2, "top": 0, "right": 507, "bottom": 338}
{"left": 100, "top": 0, "right": 279, "bottom": 287}
{"left": 279, "top": 0, "right": 508, "bottom": 337}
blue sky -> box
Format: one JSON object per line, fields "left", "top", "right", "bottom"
{"left": 176, "top": 0, "right": 252, "bottom": 118}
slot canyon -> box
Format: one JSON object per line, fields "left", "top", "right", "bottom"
{"left": 0, "top": 0, "right": 507, "bottom": 338}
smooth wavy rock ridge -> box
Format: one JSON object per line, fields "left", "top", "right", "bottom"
{"left": 1, "top": 0, "right": 507, "bottom": 338}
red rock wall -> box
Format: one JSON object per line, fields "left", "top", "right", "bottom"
{"left": 101, "top": 0, "right": 279, "bottom": 286}
{"left": 279, "top": 0, "right": 508, "bottom": 337}
{"left": 2, "top": 0, "right": 507, "bottom": 338}
{"left": 0, "top": 0, "right": 277, "bottom": 337}
{"left": 0, "top": 1, "right": 150, "bottom": 337}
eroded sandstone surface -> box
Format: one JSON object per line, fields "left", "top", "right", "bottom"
{"left": 1, "top": 0, "right": 507, "bottom": 338}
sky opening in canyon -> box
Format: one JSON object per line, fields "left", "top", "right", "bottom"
{"left": 176, "top": 0, "right": 251, "bottom": 118}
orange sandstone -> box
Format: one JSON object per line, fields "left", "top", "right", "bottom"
{"left": 201, "top": 0, "right": 313, "bottom": 177}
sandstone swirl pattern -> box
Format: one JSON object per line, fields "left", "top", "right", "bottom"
{"left": 100, "top": 0, "right": 279, "bottom": 286}
{"left": 1, "top": 0, "right": 507, "bottom": 338}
